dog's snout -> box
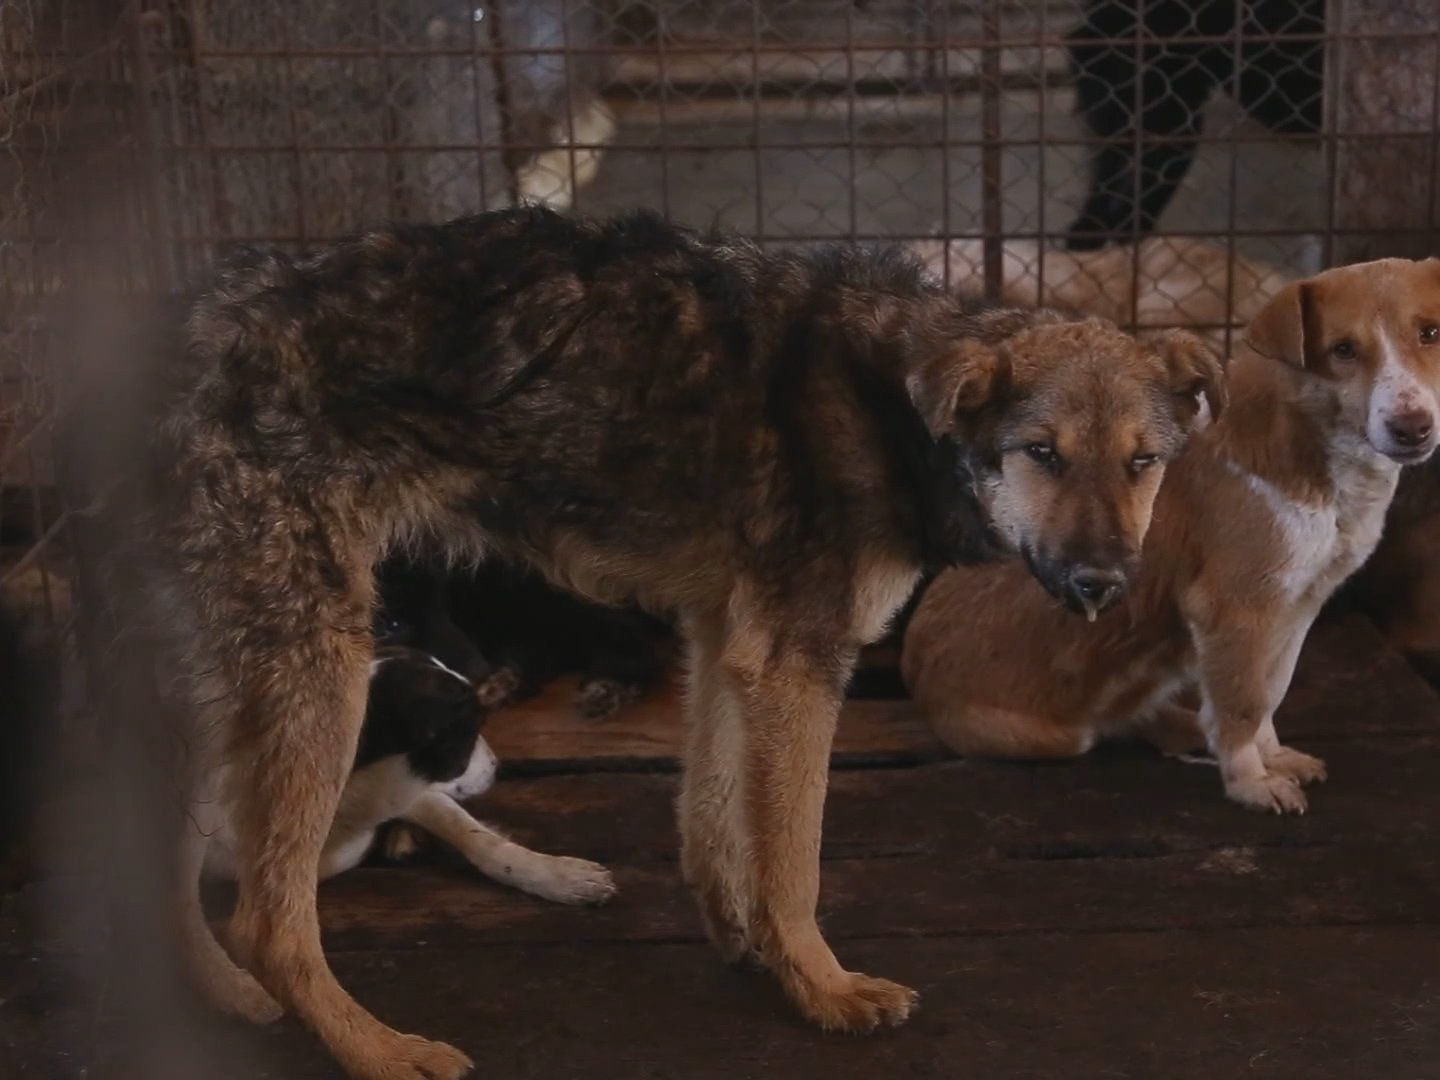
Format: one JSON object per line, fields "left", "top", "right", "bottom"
{"left": 1067, "top": 566, "right": 1126, "bottom": 622}
{"left": 1386, "top": 410, "right": 1434, "bottom": 449}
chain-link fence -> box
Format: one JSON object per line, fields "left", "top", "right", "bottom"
{"left": 5, "top": 0, "right": 1440, "bottom": 612}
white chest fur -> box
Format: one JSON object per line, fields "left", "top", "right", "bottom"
{"left": 1230, "top": 430, "right": 1400, "bottom": 607}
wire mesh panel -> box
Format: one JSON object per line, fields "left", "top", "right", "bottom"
{"left": 108, "top": 3, "right": 1438, "bottom": 279}
{"left": 125, "top": 2, "right": 1437, "bottom": 314}
{"left": 0, "top": 0, "right": 139, "bottom": 622}
{"left": 5, "top": 0, "right": 1440, "bottom": 591}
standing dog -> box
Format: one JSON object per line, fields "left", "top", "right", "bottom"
{"left": 904, "top": 258, "right": 1440, "bottom": 812}
{"left": 90, "top": 208, "right": 1220, "bottom": 1078}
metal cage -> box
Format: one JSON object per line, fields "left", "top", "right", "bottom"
{"left": 4, "top": 0, "right": 1440, "bottom": 618}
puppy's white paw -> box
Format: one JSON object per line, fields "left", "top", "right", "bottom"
{"left": 1226, "top": 772, "right": 1308, "bottom": 815}
{"left": 1262, "top": 745, "right": 1327, "bottom": 786}
{"left": 521, "top": 855, "right": 617, "bottom": 906}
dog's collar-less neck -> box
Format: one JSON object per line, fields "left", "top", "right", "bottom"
{"left": 1212, "top": 354, "right": 1396, "bottom": 507}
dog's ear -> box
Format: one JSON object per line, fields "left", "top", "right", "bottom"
{"left": 907, "top": 340, "right": 1006, "bottom": 436}
{"left": 1421, "top": 256, "right": 1440, "bottom": 293}
{"left": 1244, "top": 280, "right": 1313, "bottom": 368}
{"left": 1151, "top": 329, "right": 1227, "bottom": 429}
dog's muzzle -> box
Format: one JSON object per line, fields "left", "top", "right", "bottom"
{"left": 1372, "top": 409, "right": 1438, "bottom": 464}
{"left": 1024, "top": 547, "right": 1131, "bottom": 622}
{"left": 1064, "top": 565, "right": 1127, "bottom": 622}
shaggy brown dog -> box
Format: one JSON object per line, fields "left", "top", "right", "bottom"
{"left": 84, "top": 208, "right": 1220, "bottom": 1079}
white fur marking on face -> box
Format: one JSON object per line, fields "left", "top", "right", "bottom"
{"left": 1367, "top": 327, "right": 1437, "bottom": 454}
{"left": 437, "top": 736, "right": 498, "bottom": 802}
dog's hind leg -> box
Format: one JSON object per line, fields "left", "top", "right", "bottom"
{"left": 219, "top": 559, "right": 472, "bottom": 1080}
{"left": 927, "top": 702, "right": 1096, "bottom": 760}
{"left": 724, "top": 613, "right": 917, "bottom": 1033}
{"left": 676, "top": 612, "right": 754, "bottom": 964}
{"left": 176, "top": 798, "right": 283, "bottom": 1024}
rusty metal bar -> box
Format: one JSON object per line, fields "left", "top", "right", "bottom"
{"left": 1323, "top": 0, "right": 1345, "bottom": 268}
{"left": 27, "top": 225, "right": 1440, "bottom": 248}
{"left": 131, "top": 29, "right": 1434, "bottom": 61}
{"left": 937, "top": 0, "right": 952, "bottom": 291}
{"left": 485, "top": 0, "right": 519, "bottom": 206}
{"left": 1222, "top": 0, "right": 1241, "bottom": 355}
{"left": 979, "top": 0, "right": 1002, "bottom": 297}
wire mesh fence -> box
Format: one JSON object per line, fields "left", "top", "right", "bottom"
{"left": 4, "top": 0, "right": 1440, "bottom": 608}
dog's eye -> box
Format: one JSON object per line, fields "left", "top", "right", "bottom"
{"left": 1024, "top": 443, "right": 1058, "bottom": 466}
{"left": 1421, "top": 325, "right": 1439, "bottom": 345}
{"left": 1331, "top": 340, "right": 1358, "bottom": 362}
{"left": 1130, "top": 453, "right": 1160, "bottom": 473}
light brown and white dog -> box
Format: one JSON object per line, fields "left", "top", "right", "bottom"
{"left": 903, "top": 258, "right": 1440, "bottom": 813}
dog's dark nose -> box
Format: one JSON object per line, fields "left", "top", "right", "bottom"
{"left": 1068, "top": 566, "right": 1126, "bottom": 619}
{"left": 1387, "top": 410, "right": 1434, "bottom": 448}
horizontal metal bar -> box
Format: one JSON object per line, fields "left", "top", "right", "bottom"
{"left": 1, "top": 227, "right": 1400, "bottom": 248}
{"left": 74, "top": 25, "right": 1430, "bottom": 65}
{"left": 35, "top": 128, "right": 1400, "bottom": 156}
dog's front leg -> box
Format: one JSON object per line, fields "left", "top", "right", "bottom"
{"left": 1193, "top": 611, "right": 1327, "bottom": 814}
{"left": 727, "top": 637, "right": 918, "bottom": 1032}
{"left": 401, "top": 790, "right": 615, "bottom": 904}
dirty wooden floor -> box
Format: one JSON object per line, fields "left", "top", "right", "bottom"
{"left": 4, "top": 614, "right": 1440, "bottom": 1078}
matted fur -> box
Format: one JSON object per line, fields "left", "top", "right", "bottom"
{"left": 79, "top": 207, "right": 1212, "bottom": 1079}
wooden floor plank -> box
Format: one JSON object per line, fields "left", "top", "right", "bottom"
{"left": 101, "top": 735, "right": 1434, "bottom": 952}
{"left": 486, "top": 615, "right": 1440, "bottom": 771}
{"left": 10, "top": 615, "right": 1440, "bottom": 1078}
{"left": 35, "top": 928, "right": 1440, "bottom": 1079}
{"left": 447, "top": 735, "right": 1440, "bottom": 870}
{"left": 286, "top": 839, "right": 1438, "bottom": 952}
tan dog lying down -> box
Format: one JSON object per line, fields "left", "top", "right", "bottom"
{"left": 903, "top": 258, "right": 1440, "bottom": 813}
{"left": 911, "top": 237, "right": 1296, "bottom": 353}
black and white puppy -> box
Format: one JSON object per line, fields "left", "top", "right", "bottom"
{"left": 202, "top": 644, "right": 615, "bottom": 904}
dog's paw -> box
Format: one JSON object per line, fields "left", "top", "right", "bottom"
{"left": 1226, "top": 772, "right": 1308, "bottom": 815}
{"left": 522, "top": 855, "right": 617, "bottom": 906}
{"left": 686, "top": 870, "right": 754, "bottom": 965}
{"left": 200, "top": 965, "right": 284, "bottom": 1025}
{"left": 1263, "top": 745, "right": 1327, "bottom": 786}
{"left": 793, "top": 971, "right": 919, "bottom": 1033}
{"left": 698, "top": 903, "right": 755, "bottom": 967}
{"left": 475, "top": 665, "right": 523, "bottom": 709}
{"left": 380, "top": 823, "right": 427, "bottom": 862}
{"left": 343, "top": 1033, "right": 473, "bottom": 1080}
{"left": 574, "top": 676, "right": 639, "bottom": 720}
